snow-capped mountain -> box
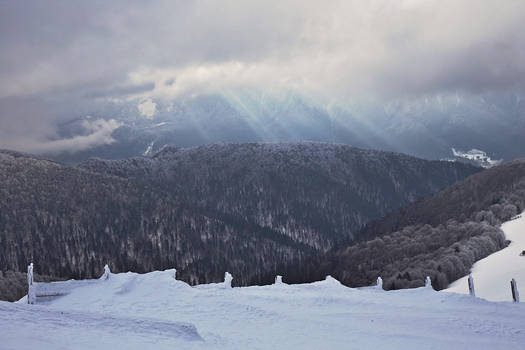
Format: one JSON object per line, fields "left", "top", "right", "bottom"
{"left": 49, "top": 90, "right": 525, "bottom": 165}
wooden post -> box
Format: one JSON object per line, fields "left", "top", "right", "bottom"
{"left": 468, "top": 274, "right": 475, "bottom": 297}
{"left": 511, "top": 278, "right": 520, "bottom": 303}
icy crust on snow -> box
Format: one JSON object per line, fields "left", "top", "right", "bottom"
{"left": 447, "top": 212, "right": 525, "bottom": 301}
{"left": 2, "top": 270, "right": 525, "bottom": 349}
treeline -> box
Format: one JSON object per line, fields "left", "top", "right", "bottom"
{"left": 331, "top": 219, "right": 506, "bottom": 290}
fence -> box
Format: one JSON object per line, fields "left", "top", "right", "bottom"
{"left": 26, "top": 264, "right": 521, "bottom": 304}
{"left": 27, "top": 263, "right": 111, "bottom": 304}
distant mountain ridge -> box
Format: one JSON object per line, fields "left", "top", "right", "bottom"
{"left": 49, "top": 91, "right": 525, "bottom": 165}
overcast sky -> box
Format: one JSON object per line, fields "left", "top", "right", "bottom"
{"left": 1, "top": 0, "right": 524, "bottom": 153}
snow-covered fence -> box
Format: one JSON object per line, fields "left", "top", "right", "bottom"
{"left": 511, "top": 279, "right": 520, "bottom": 303}
{"left": 27, "top": 263, "right": 111, "bottom": 304}
{"left": 468, "top": 275, "right": 475, "bottom": 297}
{"left": 224, "top": 272, "right": 233, "bottom": 288}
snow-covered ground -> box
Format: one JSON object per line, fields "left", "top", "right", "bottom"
{"left": 1, "top": 270, "right": 524, "bottom": 349}
{"left": 447, "top": 213, "right": 525, "bottom": 301}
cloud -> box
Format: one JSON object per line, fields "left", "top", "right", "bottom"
{"left": 0, "top": 119, "right": 122, "bottom": 155}
{"left": 137, "top": 99, "right": 157, "bottom": 119}
{"left": 2, "top": 0, "right": 524, "bottom": 101}
{"left": 0, "top": 0, "right": 524, "bottom": 153}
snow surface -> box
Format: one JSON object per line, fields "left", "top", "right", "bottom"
{"left": 2, "top": 270, "right": 524, "bottom": 349}
{"left": 447, "top": 213, "right": 525, "bottom": 302}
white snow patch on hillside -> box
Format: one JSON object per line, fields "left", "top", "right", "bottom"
{"left": 2, "top": 270, "right": 524, "bottom": 349}
{"left": 451, "top": 148, "right": 502, "bottom": 168}
{"left": 447, "top": 213, "right": 525, "bottom": 301}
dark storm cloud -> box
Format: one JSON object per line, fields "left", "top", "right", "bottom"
{"left": 0, "top": 0, "right": 524, "bottom": 153}
{"left": 0, "top": 0, "right": 304, "bottom": 99}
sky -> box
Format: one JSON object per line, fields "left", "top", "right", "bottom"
{"left": 0, "top": 0, "right": 524, "bottom": 154}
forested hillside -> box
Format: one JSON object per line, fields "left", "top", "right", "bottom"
{"left": 0, "top": 143, "right": 478, "bottom": 300}
{"left": 79, "top": 143, "right": 480, "bottom": 249}
{"left": 328, "top": 159, "right": 525, "bottom": 290}
{"left": 0, "top": 150, "right": 318, "bottom": 298}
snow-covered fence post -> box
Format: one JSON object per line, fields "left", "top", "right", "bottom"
{"left": 275, "top": 275, "right": 283, "bottom": 285}
{"left": 224, "top": 272, "right": 233, "bottom": 288}
{"left": 468, "top": 274, "right": 475, "bottom": 297}
{"left": 511, "top": 278, "right": 520, "bottom": 303}
{"left": 100, "top": 264, "right": 111, "bottom": 280}
{"left": 27, "top": 263, "right": 34, "bottom": 286}
{"left": 425, "top": 276, "right": 432, "bottom": 289}
{"left": 376, "top": 277, "right": 383, "bottom": 290}
{"left": 27, "top": 263, "right": 36, "bottom": 304}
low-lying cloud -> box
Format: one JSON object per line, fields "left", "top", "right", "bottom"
{"left": 0, "top": 119, "right": 122, "bottom": 155}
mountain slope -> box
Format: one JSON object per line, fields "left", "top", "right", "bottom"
{"left": 328, "top": 158, "right": 525, "bottom": 291}
{"left": 360, "top": 158, "right": 525, "bottom": 238}
{"left": 0, "top": 144, "right": 480, "bottom": 301}
{"left": 0, "top": 150, "right": 314, "bottom": 293}
{"left": 79, "top": 142, "right": 481, "bottom": 249}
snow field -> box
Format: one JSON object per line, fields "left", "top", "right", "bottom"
{"left": 1, "top": 269, "right": 524, "bottom": 349}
